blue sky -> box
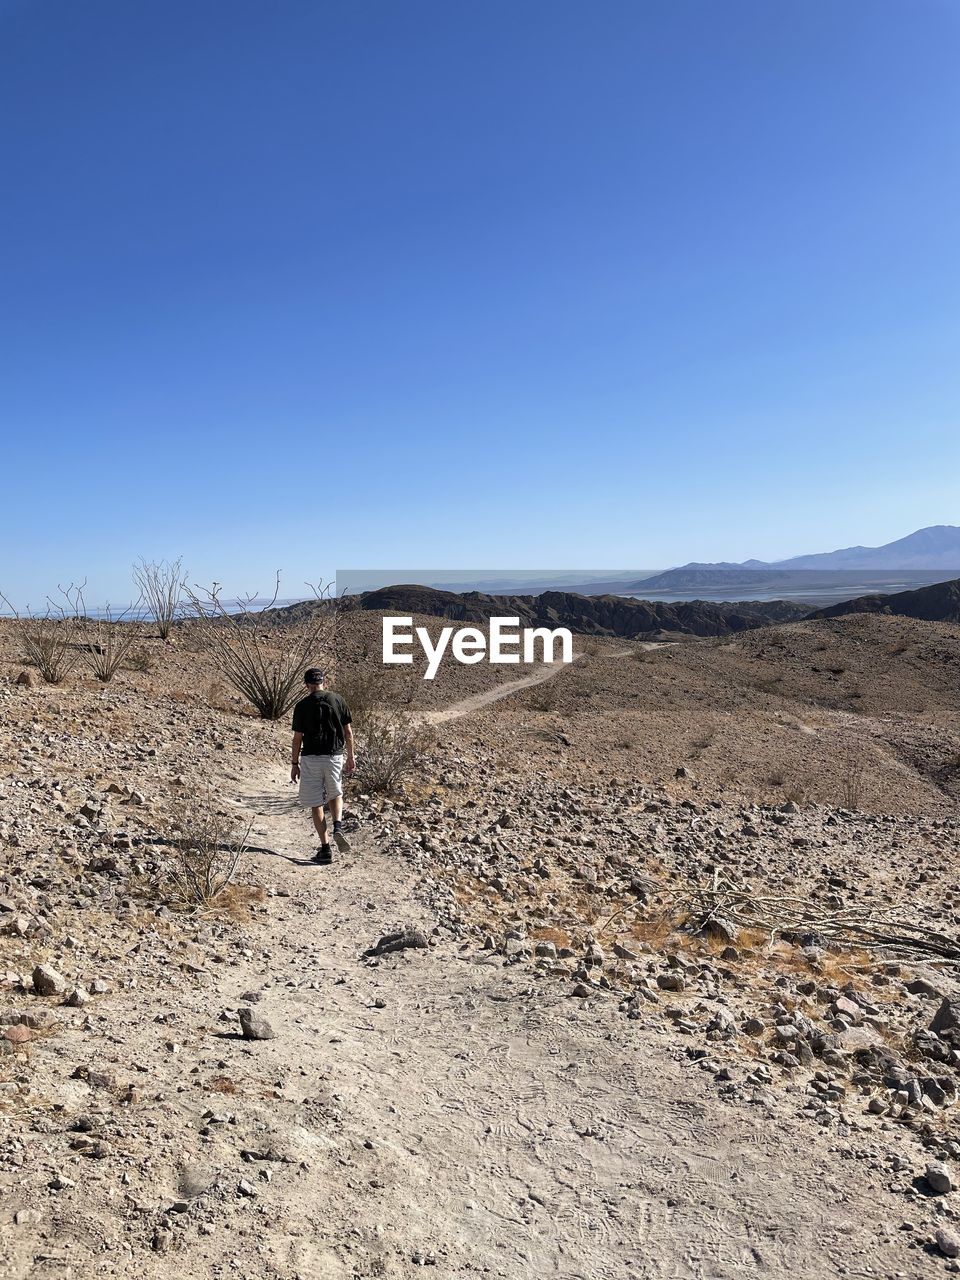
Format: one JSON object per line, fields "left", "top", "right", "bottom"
{"left": 1, "top": 0, "right": 957, "bottom": 605}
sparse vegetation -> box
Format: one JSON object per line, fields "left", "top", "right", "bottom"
{"left": 0, "top": 590, "right": 80, "bottom": 683}
{"left": 841, "top": 744, "right": 865, "bottom": 809}
{"left": 335, "top": 666, "right": 434, "bottom": 795}
{"left": 76, "top": 590, "right": 145, "bottom": 682}
{"left": 186, "top": 576, "right": 338, "bottom": 719}
{"left": 133, "top": 557, "right": 186, "bottom": 640}
{"left": 158, "top": 790, "right": 252, "bottom": 907}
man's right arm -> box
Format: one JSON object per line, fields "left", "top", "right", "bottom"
{"left": 291, "top": 731, "right": 303, "bottom": 782}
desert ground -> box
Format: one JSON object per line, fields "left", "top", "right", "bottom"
{"left": 2, "top": 606, "right": 960, "bottom": 1278}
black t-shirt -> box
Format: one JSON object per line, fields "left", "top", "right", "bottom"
{"left": 292, "top": 691, "right": 353, "bottom": 755}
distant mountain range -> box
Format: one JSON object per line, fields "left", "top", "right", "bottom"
{"left": 634, "top": 526, "right": 960, "bottom": 599}
{"left": 341, "top": 584, "right": 809, "bottom": 639}
{"left": 650, "top": 525, "right": 960, "bottom": 576}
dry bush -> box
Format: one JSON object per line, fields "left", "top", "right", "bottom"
{"left": 75, "top": 589, "right": 145, "bottom": 682}
{"left": 526, "top": 679, "right": 559, "bottom": 713}
{"left": 158, "top": 791, "right": 252, "bottom": 907}
{"left": 133, "top": 557, "right": 186, "bottom": 640}
{"left": 126, "top": 646, "right": 154, "bottom": 673}
{"left": 840, "top": 744, "right": 865, "bottom": 809}
{"left": 0, "top": 589, "right": 80, "bottom": 683}
{"left": 335, "top": 666, "right": 433, "bottom": 795}
{"left": 186, "top": 576, "right": 338, "bottom": 720}
{"left": 689, "top": 726, "right": 716, "bottom": 755}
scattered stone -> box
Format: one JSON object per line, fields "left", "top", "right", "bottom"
{"left": 32, "top": 964, "right": 66, "bottom": 997}
{"left": 364, "top": 928, "right": 430, "bottom": 958}
{"left": 926, "top": 1161, "right": 954, "bottom": 1195}
{"left": 936, "top": 1228, "right": 960, "bottom": 1259}
{"left": 931, "top": 998, "right": 960, "bottom": 1037}
{"left": 238, "top": 1007, "right": 276, "bottom": 1041}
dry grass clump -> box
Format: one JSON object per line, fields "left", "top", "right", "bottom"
{"left": 157, "top": 791, "right": 252, "bottom": 907}
{"left": 335, "top": 666, "right": 434, "bottom": 795}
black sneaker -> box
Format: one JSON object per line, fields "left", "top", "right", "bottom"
{"left": 332, "top": 825, "right": 351, "bottom": 853}
{"left": 312, "top": 845, "right": 333, "bottom": 865}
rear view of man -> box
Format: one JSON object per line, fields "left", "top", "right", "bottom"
{"left": 290, "top": 668, "right": 356, "bottom": 864}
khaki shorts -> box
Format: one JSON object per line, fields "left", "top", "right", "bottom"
{"left": 298, "top": 754, "right": 344, "bottom": 808}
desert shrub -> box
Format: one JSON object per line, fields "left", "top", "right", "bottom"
{"left": 126, "top": 646, "right": 154, "bottom": 673}
{"left": 159, "top": 791, "right": 252, "bottom": 907}
{"left": 186, "top": 577, "right": 338, "bottom": 720}
{"left": 335, "top": 666, "right": 433, "bottom": 795}
{"left": 689, "top": 727, "right": 716, "bottom": 755}
{"left": 134, "top": 557, "right": 186, "bottom": 640}
{"left": 75, "top": 589, "right": 145, "bottom": 682}
{"left": 0, "top": 590, "right": 80, "bottom": 683}
{"left": 840, "top": 745, "right": 865, "bottom": 810}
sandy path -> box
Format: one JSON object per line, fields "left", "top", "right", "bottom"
{"left": 7, "top": 671, "right": 931, "bottom": 1278}
{"left": 142, "top": 768, "right": 920, "bottom": 1280}
{"left": 422, "top": 646, "right": 644, "bottom": 726}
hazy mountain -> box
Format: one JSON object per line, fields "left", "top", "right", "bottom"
{"left": 640, "top": 526, "right": 960, "bottom": 596}
{"left": 772, "top": 525, "right": 960, "bottom": 570}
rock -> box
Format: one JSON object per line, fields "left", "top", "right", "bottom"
{"left": 534, "top": 941, "right": 557, "bottom": 960}
{"left": 613, "top": 941, "right": 639, "bottom": 961}
{"left": 832, "top": 996, "right": 863, "bottom": 1026}
{"left": 926, "top": 1161, "right": 954, "bottom": 1194}
{"left": 931, "top": 998, "right": 960, "bottom": 1037}
{"left": 701, "top": 916, "right": 739, "bottom": 945}
{"left": 32, "top": 964, "right": 66, "bottom": 997}
{"left": 15, "top": 671, "right": 35, "bottom": 687}
{"left": 657, "top": 972, "right": 685, "bottom": 992}
{"left": 238, "top": 1008, "right": 276, "bottom": 1041}
{"left": 742, "top": 1017, "right": 766, "bottom": 1036}
{"left": 65, "top": 986, "right": 89, "bottom": 1008}
{"left": 936, "top": 1228, "right": 960, "bottom": 1259}
{"left": 906, "top": 977, "right": 943, "bottom": 999}
{"left": 363, "top": 928, "right": 430, "bottom": 958}
{"left": 571, "top": 983, "right": 592, "bottom": 998}
{"left": 2, "top": 1024, "right": 33, "bottom": 1046}
{"left": 152, "top": 1229, "right": 172, "bottom": 1253}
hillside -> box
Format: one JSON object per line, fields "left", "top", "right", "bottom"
{"left": 808, "top": 575, "right": 960, "bottom": 624}
{"left": 342, "top": 583, "right": 808, "bottom": 637}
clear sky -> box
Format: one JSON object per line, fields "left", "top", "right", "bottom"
{"left": 1, "top": 0, "right": 957, "bottom": 605}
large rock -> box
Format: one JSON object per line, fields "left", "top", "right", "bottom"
{"left": 32, "top": 964, "right": 66, "bottom": 997}
{"left": 931, "top": 997, "right": 960, "bottom": 1037}
{"left": 238, "top": 1007, "right": 276, "bottom": 1041}
{"left": 926, "top": 1161, "right": 954, "bottom": 1195}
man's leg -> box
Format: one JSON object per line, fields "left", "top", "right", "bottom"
{"left": 311, "top": 805, "right": 328, "bottom": 843}
{"left": 324, "top": 756, "right": 351, "bottom": 852}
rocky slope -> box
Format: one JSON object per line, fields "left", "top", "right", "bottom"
{"left": 809, "top": 576, "right": 960, "bottom": 625}
{"left": 345, "top": 584, "right": 808, "bottom": 638}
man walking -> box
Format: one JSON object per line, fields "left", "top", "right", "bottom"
{"left": 291, "top": 668, "right": 356, "bottom": 864}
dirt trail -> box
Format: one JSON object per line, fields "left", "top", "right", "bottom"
{"left": 6, "top": 668, "right": 934, "bottom": 1278}
{"left": 117, "top": 765, "right": 917, "bottom": 1280}
{"left": 422, "top": 646, "right": 643, "bottom": 726}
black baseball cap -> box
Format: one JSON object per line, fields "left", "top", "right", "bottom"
{"left": 303, "top": 667, "right": 325, "bottom": 684}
